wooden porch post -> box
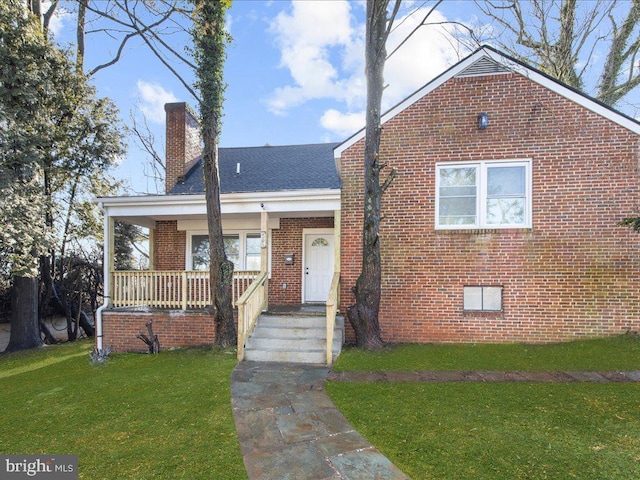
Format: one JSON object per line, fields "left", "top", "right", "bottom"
{"left": 107, "top": 216, "right": 115, "bottom": 303}
{"left": 334, "top": 210, "right": 341, "bottom": 274}
{"left": 260, "top": 210, "right": 269, "bottom": 311}
{"left": 147, "top": 227, "right": 156, "bottom": 270}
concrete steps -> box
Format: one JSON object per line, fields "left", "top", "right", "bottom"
{"left": 243, "top": 314, "right": 344, "bottom": 364}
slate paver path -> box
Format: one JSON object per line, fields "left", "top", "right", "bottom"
{"left": 231, "top": 361, "right": 409, "bottom": 480}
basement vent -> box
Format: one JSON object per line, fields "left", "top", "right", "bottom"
{"left": 456, "top": 56, "right": 512, "bottom": 78}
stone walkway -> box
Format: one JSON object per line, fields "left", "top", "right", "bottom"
{"left": 231, "top": 364, "right": 640, "bottom": 480}
{"left": 231, "top": 361, "right": 409, "bottom": 480}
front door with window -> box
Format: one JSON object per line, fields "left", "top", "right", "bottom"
{"left": 303, "top": 232, "right": 334, "bottom": 303}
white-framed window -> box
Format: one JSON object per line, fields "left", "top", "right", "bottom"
{"left": 187, "top": 231, "right": 262, "bottom": 271}
{"left": 436, "top": 160, "right": 532, "bottom": 229}
{"left": 463, "top": 286, "right": 503, "bottom": 311}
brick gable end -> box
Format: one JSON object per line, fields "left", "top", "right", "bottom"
{"left": 340, "top": 73, "right": 640, "bottom": 343}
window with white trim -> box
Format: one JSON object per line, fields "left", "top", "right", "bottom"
{"left": 191, "top": 234, "right": 211, "bottom": 271}
{"left": 188, "top": 232, "right": 261, "bottom": 271}
{"left": 463, "top": 286, "right": 503, "bottom": 311}
{"left": 436, "top": 160, "right": 531, "bottom": 229}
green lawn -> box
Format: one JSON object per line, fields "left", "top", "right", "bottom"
{"left": 2, "top": 336, "right": 639, "bottom": 480}
{"left": 332, "top": 335, "right": 640, "bottom": 372}
{"left": 327, "top": 336, "right": 640, "bottom": 480}
{"left": 0, "top": 341, "right": 247, "bottom": 480}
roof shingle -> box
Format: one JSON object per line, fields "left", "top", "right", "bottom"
{"left": 169, "top": 143, "right": 341, "bottom": 195}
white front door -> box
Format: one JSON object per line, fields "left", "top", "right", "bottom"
{"left": 303, "top": 231, "right": 334, "bottom": 303}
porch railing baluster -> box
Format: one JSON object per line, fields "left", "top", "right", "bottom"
{"left": 110, "top": 270, "right": 260, "bottom": 309}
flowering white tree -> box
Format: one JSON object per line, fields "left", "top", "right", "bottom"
{"left": 0, "top": 0, "right": 124, "bottom": 351}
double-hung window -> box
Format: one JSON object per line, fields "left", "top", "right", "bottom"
{"left": 189, "top": 232, "right": 262, "bottom": 271}
{"left": 436, "top": 160, "right": 532, "bottom": 229}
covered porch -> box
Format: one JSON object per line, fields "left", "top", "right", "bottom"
{"left": 96, "top": 190, "right": 342, "bottom": 363}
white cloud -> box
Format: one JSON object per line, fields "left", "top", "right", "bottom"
{"left": 135, "top": 80, "right": 178, "bottom": 123}
{"left": 385, "top": 9, "right": 463, "bottom": 103}
{"left": 320, "top": 109, "right": 365, "bottom": 137}
{"left": 225, "top": 13, "right": 233, "bottom": 33}
{"left": 266, "top": 2, "right": 467, "bottom": 138}
{"left": 267, "top": 0, "right": 363, "bottom": 114}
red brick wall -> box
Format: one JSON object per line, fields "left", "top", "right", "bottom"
{"left": 102, "top": 310, "right": 215, "bottom": 352}
{"left": 270, "top": 217, "right": 334, "bottom": 305}
{"left": 340, "top": 73, "right": 640, "bottom": 344}
{"left": 165, "top": 102, "right": 201, "bottom": 193}
{"left": 154, "top": 221, "right": 186, "bottom": 270}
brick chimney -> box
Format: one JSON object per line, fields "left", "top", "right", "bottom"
{"left": 164, "top": 102, "right": 201, "bottom": 193}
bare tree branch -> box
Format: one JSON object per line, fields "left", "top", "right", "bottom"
{"left": 120, "top": 1, "right": 198, "bottom": 100}
{"left": 599, "top": 0, "right": 640, "bottom": 104}
{"left": 387, "top": 0, "right": 444, "bottom": 59}
{"left": 84, "top": 2, "right": 180, "bottom": 76}
{"left": 42, "top": 0, "right": 60, "bottom": 37}
{"left": 87, "top": 30, "right": 138, "bottom": 76}
{"left": 471, "top": 0, "right": 640, "bottom": 109}
{"left": 131, "top": 109, "right": 165, "bottom": 194}
{"left": 381, "top": 168, "right": 397, "bottom": 193}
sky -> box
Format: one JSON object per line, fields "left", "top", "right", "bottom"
{"left": 47, "top": 0, "right": 639, "bottom": 195}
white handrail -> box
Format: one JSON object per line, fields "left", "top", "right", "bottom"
{"left": 236, "top": 271, "right": 269, "bottom": 361}
{"left": 325, "top": 272, "right": 340, "bottom": 366}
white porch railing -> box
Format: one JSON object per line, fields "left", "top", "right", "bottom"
{"left": 325, "top": 272, "right": 340, "bottom": 366}
{"left": 236, "top": 271, "right": 269, "bottom": 361}
{"left": 110, "top": 270, "right": 260, "bottom": 309}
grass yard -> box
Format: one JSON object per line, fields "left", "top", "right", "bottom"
{"left": 327, "top": 336, "right": 640, "bottom": 480}
{"left": 0, "top": 340, "right": 247, "bottom": 480}
{"left": 332, "top": 334, "right": 640, "bottom": 372}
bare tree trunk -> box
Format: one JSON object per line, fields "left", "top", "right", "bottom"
{"left": 76, "top": 0, "right": 86, "bottom": 71}
{"left": 5, "top": 276, "right": 42, "bottom": 352}
{"left": 214, "top": 258, "right": 235, "bottom": 345}
{"left": 598, "top": 0, "right": 640, "bottom": 104}
{"left": 193, "top": 0, "right": 235, "bottom": 347}
{"left": 40, "top": 319, "right": 57, "bottom": 345}
{"left": 347, "top": 0, "right": 401, "bottom": 350}
{"left": 202, "top": 143, "right": 236, "bottom": 347}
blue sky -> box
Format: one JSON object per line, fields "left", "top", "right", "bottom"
{"left": 47, "top": 1, "right": 638, "bottom": 194}
{"left": 45, "top": 0, "right": 480, "bottom": 193}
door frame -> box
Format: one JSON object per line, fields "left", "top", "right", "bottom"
{"left": 301, "top": 228, "right": 335, "bottom": 303}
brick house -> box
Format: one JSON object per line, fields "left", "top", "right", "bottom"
{"left": 96, "top": 46, "right": 640, "bottom": 354}
{"left": 97, "top": 104, "right": 341, "bottom": 353}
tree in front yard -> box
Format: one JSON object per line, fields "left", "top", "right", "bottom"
{"left": 347, "top": 0, "right": 402, "bottom": 349}
{"left": 191, "top": 0, "right": 236, "bottom": 347}
{"left": 0, "top": 0, "right": 124, "bottom": 352}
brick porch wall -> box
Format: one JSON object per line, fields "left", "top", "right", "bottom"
{"left": 102, "top": 310, "right": 215, "bottom": 353}
{"left": 270, "top": 217, "right": 335, "bottom": 305}
{"left": 155, "top": 220, "right": 186, "bottom": 270}
{"left": 340, "top": 73, "right": 640, "bottom": 344}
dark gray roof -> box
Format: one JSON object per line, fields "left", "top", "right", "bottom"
{"left": 169, "top": 143, "right": 341, "bottom": 195}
